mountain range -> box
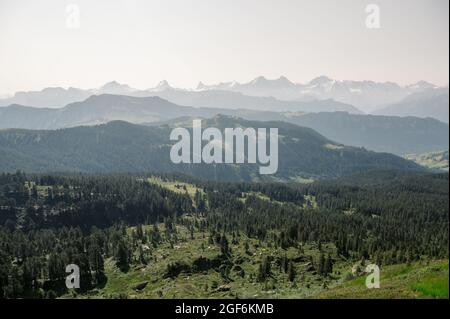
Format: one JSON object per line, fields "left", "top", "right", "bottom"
{"left": 0, "top": 79, "right": 360, "bottom": 114}
{"left": 197, "top": 75, "right": 434, "bottom": 112}
{"left": 1, "top": 76, "right": 447, "bottom": 119}
{"left": 196, "top": 76, "right": 449, "bottom": 119}
{"left": 0, "top": 94, "right": 448, "bottom": 155}
{"left": 0, "top": 116, "right": 424, "bottom": 181}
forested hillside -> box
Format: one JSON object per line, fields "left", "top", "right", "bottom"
{"left": 0, "top": 171, "right": 447, "bottom": 298}
{"left": 0, "top": 117, "right": 423, "bottom": 181}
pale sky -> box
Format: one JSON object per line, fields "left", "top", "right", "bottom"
{"left": 0, "top": 0, "right": 448, "bottom": 95}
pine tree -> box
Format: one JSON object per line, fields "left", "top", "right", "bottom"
{"left": 318, "top": 253, "right": 325, "bottom": 276}
{"left": 89, "top": 243, "right": 105, "bottom": 285}
{"left": 115, "top": 240, "right": 129, "bottom": 272}
{"left": 220, "top": 234, "right": 229, "bottom": 256}
{"left": 288, "top": 261, "right": 296, "bottom": 282}
{"left": 324, "top": 254, "right": 333, "bottom": 276}
{"left": 257, "top": 256, "right": 271, "bottom": 282}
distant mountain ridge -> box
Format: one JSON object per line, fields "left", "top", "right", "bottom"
{"left": 0, "top": 95, "right": 193, "bottom": 129}
{"left": 0, "top": 116, "right": 424, "bottom": 181}
{"left": 150, "top": 88, "right": 361, "bottom": 113}
{"left": 195, "top": 76, "right": 444, "bottom": 113}
{"left": 0, "top": 78, "right": 361, "bottom": 114}
{"left": 373, "top": 87, "right": 449, "bottom": 123}
{"left": 2, "top": 76, "right": 446, "bottom": 116}
{"left": 0, "top": 94, "right": 361, "bottom": 129}
{"left": 0, "top": 87, "right": 92, "bottom": 108}
{"left": 282, "top": 112, "right": 449, "bottom": 155}
{"left": 1, "top": 94, "right": 448, "bottom": 155}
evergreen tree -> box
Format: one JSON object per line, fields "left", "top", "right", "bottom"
{"left": 288, "top": 261, "right": 295, "bottom": 282}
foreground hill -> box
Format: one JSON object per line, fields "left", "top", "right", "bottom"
{"left": 0, "top": 116, "right": 423, "bottom": 181}
{"left": 1, "top": 171, "right": 446, "bottom": 299}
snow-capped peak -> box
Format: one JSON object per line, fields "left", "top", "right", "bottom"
{"left": 149, "top": 80, "right": 172, "bottom": 92}
{"left": 407, "top": 80, "right": 437, "bottom": 91}
{"left": 196, "top": 81, "right": 207, "bottom": 90}
{"left": 250, "top": 76, "right": 268, "bottom": 84}
{"left": 98, "top": 81, "right": 134, "bottom": 94}
{"left": 308, "top": 75, "right": 333, "bottom": 86}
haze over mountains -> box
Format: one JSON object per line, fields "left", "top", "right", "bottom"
{"left": 0, "top": 94, "right": 448, "bottom": 156}
{"left": 197, "top": 75, "right": 439, "bottom": 112}
{"left": 374, "top": 87, "right": 449, "bottom": 123}
{"left": 281, "top": 112, "right": 449, "bottom": 155}
{"left": 0, "top": 76, "right": 447, "bottom": 162}
{"left": 1, "top": 76, "right": 447, "bottom": 121}
{"left": 0, "top": 79, "right": 360, "bottom": 114}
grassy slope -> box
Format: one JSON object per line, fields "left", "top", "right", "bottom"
{"left": 404, "top": 150, "right": 449, "bottom": 171}
{"left": 90, "top": 223, "right": 347, "bottom": 299}
{"left": 314, "top": 259, "right": 448, "bottom": 299}
{"left": 78, "top": 220, "right": 448, "bottom": 299}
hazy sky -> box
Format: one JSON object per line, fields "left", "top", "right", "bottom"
{"left": 0, "top": 0, "right": 448, "bottom": 95}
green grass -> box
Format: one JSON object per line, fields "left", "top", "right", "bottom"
{"left": 411, "top": 276, "right": 448, "bottom": 298}
{"left": 61, "top": 220, "right": 448, "bottom": 300}
{"left": 147, "top": 177, "right": 203, "bottom": 199}
{"left": 288, "top": 176, "right": 315, "bottom": 184}
{"left": 404, "top": 150, "right": 449, "bottom": 171}
{"left": 79, "top": 223, "right": 350, "bottom": 299}
{"left": 314, "top": 260, "right": 448, "bottom": 299}
{"left": 303, "top": 195, "right": 318, "bottom": 209}
{"left": 410, "top": 262, "right": 449, "bottom": 298}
